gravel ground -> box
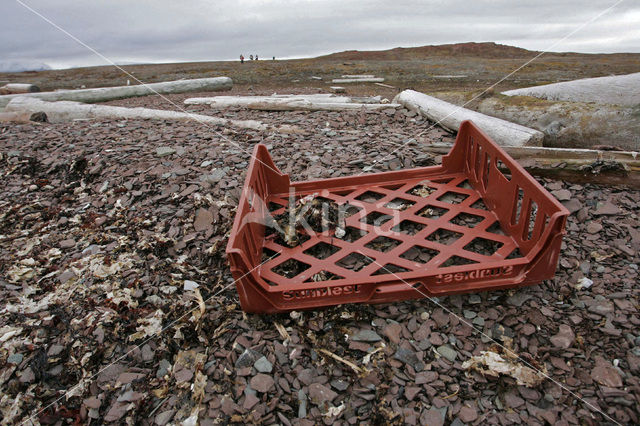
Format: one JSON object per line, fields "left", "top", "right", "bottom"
{"left": 0, "top": 92, "right": 639, "bottom": 425}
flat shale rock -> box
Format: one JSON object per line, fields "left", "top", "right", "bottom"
{"left": 193, "top": 208, "right": 214, "bottom": 232}
{"left": 350, "top": 329, "right": 382, "bottom": 342}
{"left": 594, "top": 201, "right": 622, "bottom": 215}
{"left": 550, "top": 324, "right": 575, "bottom": 349}
{"left": 155, "top": 410, "right": 175, "bottom": 425}
{"left": 506, "top": 292, "right": 532, "bottom": 307}
{"left": 104, "top": 402, "right": 129, "bottom": 422}
{"left": 58, "top": 238, "right": 76, "bottom": 248}
{"left": 394, "top": 347, "right": 425, "bottom": 371}
{"left": 308, "top": 383, "right": 337, "bottom": 406}
{"left": 587, "top": 300, "right": 615, "bottom": 316}
{"left": 591, "top": 360, "right": 623, "bottom": 387}
{"left": 458, "top": 404, "right": 478, "bottom": 423}
{"left": 551, "top": 189, "right": 572, "bottom": 201}
{"left": 156, "top": 146, "right": 176, "bottom": 157}
{"left": 330, "top": 379, "right": 349, "bottom": 391}
{"left": 250, "top": 373, "right": 275, "bottom": 393}
{"left": 83, "top": 397, "right": 101, "bottom": 409}
{"left": 562, "top": 198, "right": 582, "bottom": 214}
{"left": 383, "top": 322, "right": 403, "bottom": 344}
{"left": 503, "top": 392, "right": 525, "bottom": 408}
{"left": 405, "top": 386, "right": 421, "bottom": 400}
{"left": 586, "top": 221, "right": 603, "bottom": 233}
{"left": 421, "top": 409, "right": 444, "bottom": 426}
{"left": 243, "top": 393, "right": 259, "bottom": 410}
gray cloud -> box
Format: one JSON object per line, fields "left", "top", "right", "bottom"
{"left": 2, "top": 0, "right": 638, "bottom": 69}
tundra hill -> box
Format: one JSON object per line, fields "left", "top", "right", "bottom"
{"left": 315, "top": 42, "right": 538, "bottom": 60}
{"left": 314, "top": 41, "right": 640, "bottom": 61}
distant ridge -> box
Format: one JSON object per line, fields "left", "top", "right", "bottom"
{"left": 316, "top": 42, "right": 539, "bottom": 60}
{"left": 0, "top": 60, "right": 52, "bottom": 73}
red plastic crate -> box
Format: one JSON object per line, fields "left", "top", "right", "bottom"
{"left": 227, "top": 121, "right": 569, "bottom": 313}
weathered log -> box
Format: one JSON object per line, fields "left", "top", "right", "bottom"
{"left": 0, "top": 83, "right": 40, "bottom": 94}
{"left": 269, "top": 94, "right": 336, "bottom": 98}
{"left": 394, "top": 90, "right": 543, "bottom": 147}
{"left": 184, "top": 94, "right": 385, "bottom": 108}
{"left": 432, "top": 75, "right": 468, "bottom": 79}
{"left": 0, "top": 110, "right": 48, "bottom": 123}
{"left": 283, "top": 94, "right": 382, "bottom": 103}
{"left": 341, "top": 74, "right": 375, "bottom": 78}
{"left": 422, "top": 143, "right": 640, "bottom": 187}
{"left": 184, "top": 95, "right": 353, "bottom": 107}
{"left": 184, "top": 94, "right": 397, "bottom": 111}
{"left": 331, "top": 78, "right": 385, "bottom": 83}
{"left": 5, "top": 97, "right": 299, "bottom": 133}
{"left": 423, "top": 143, "right": 639, "bottom": 165}
{"left": 243, "top": 100, "right": 400, "bottom": 111}
{"left": 0, "top": 77, "right": 232, "bottom": 108}
{"left": 502, "top": 72, "right": 640, "bottom": 106}
{"left": 0, "top": 111, "right": 34, "bottom": 123}
{"left": 352, "top": 95, "right": 382, "bottom": 103}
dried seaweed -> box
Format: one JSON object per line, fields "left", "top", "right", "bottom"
{"left": 271, "top": 194, "right": 342, "bottom": 247}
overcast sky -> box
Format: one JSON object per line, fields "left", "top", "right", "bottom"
{"left": 2, "top": 0, "right": 639, "bottom": 70}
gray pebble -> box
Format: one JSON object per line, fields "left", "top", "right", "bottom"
{"left": 436, "top": 345, "right": 458, "bottom": 362}
{"left": 156, "top": 146, "right": 176, "bottom": 157}
{"left": 351, "top": 329, "right": 382, "bottom": 342}
{"left": 7, "top": 353, "right": 23, "bottom": 364}
{"left": 468, "top": 294, "right": 482, "bottom": 304}
{"left": 298, "top": 389, "right": 308, "bottom": 418}
{"left": 156, "top": 359, "right": 171, "bottom": 378}
{"left": 330, "top": 379, "right": 349, "bottom": 391}
{"left": 253, "top": 356, "right": 273, "bottom": 373}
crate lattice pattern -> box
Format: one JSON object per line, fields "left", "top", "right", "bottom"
{"left": 261, "top": 174, "right": 524, "bottom": 289}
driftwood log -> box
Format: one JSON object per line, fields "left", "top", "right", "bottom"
{"left": 341, "top": 74, "right": 375, "bottom": 78}
{"left": 394, "top": 90, "right": 543, "bottom": 147}
{"left": 5, "top": 97, "right": 299, "bottom": 133}
{"left": 331, "top": 78, "right": 385, "bottom": 84}
{"left": 0, "top": 77, "right": 232, "bottom": 108}
{"left": 502, "top": 72, "right": 640, "bottom": 107}
{"left": 0, "top": 111, "right": 36, "bottom": 123}
{"left": 184, "top": 95, "right": 353, "bottom": 107}
{"left": 374, "top": 82, "right": 396, "bottom": 89}
{"left": 183, "top": 95, "right": 388, "bottom": 110}
{"left": 0, "top": 83, "right": 40, "bottom": 94}
{"left": 423, "top": 143, "right": 640, "bottom": 187}
{"left": 242, "top": 100, "right": 399, "bottom": 112}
